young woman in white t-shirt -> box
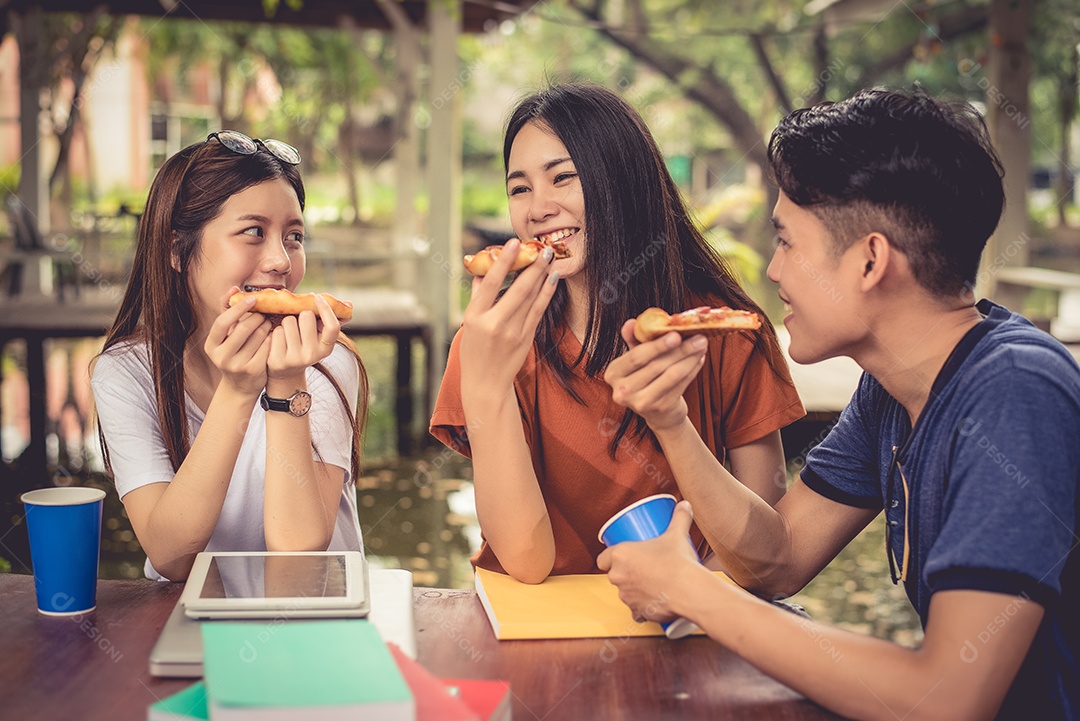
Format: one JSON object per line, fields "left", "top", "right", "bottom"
{"left": 92, "top": 132, "right": 368, "bottom": 581}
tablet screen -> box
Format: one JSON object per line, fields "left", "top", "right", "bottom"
{"left": 199, "top": 553, "right": 348, "bottom": 599}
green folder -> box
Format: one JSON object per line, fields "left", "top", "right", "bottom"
{"left": 148, "top": 682, "right": 209, "bottom": 720}
{"left": 201, "top": 620, "right": 413, "bottom": 720}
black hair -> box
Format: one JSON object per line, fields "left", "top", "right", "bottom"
{"left": 504, "top": 82, "right": 785, "bottom": 455}
{"left": 767, "top": 88, "right": 1004, "bottom": 297}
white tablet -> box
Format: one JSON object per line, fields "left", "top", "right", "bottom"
{"left": 180, "top": 551, "right": 369, "bottom": 620}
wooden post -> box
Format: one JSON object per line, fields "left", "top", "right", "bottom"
{"left": 15, "top": 6, "right": 49, "bottom": 238}
{"left": 395, "top": 333, "right": 414, "bottom": 455}
{"left": 390, "top": 13, "right": 422, "bottom": 293}
{"left": 425, "top": 1, "right": 462, "bottom": 416}
{"left": 982, "top": 0, "right": 1033, "bottom": 301}
{"left": 12, "top": 6, "right": 55, "bottom": 299}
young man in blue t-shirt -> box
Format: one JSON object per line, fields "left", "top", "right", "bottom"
{"left": 600, "top": 88, "right": 1079, "bottom": 720}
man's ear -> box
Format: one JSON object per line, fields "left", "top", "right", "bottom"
{"left": 858, "top": 232, "right": 891, "bottom": 291}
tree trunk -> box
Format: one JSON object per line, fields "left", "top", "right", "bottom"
{"left": 749, "top": 32, "right": 792, "bottom": 114}
{"left": 1056, "top": 50, "right": 1077, "bottom": 228}
{"left": 983, "top": 0, "right": 1033, "bottom": 293}
{"left": 48, "top": 13, "right": 122, "bottom": 199}
{"left": 340, "top": 104, "right": 363, "bottom": 226}
{"left": 808, "top": 23, "right": 828, "bottom": 106}
{"left": 570, "top": 0, "right": 774, "bottom": 262}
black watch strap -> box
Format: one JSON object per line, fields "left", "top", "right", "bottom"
{"left": 260, "top": 392, "right": 291, "bottom": 413}
{"left": 260, "top": 390, "right": 311, "bottom": 416}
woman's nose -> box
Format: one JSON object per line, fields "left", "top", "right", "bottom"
{"left": 263, "top": 242, "right": 292, "bottom": 275}
{"left": 529, "top": 188, "right": 559, "bottom": 222}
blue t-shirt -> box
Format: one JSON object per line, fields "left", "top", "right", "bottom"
{"left": 803, "top": 300, "right": 1080, "bottom": 719}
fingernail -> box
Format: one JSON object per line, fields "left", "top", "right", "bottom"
{"left": 244, "top": 296, "right": 256, "bottom": 305}
{"left": 665, "top": 333, "right": 681, "bottom": 348}
{"left": 547, "top": 271, "right": 560, "bottom": 286}
{"left": 542, "top": 247, "right": 554, "bottom": 261}
{"left": 691, "top": 336, "right": 708, "bottom": 350}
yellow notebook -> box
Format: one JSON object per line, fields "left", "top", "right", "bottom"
{"left": 474, "top": 567, "right": 733, "bottom": 640}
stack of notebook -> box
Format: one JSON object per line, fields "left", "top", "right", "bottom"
{"left": 147, "top": 621, "right": 510, "bottom": 721}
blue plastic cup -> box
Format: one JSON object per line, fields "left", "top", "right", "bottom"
{"left": 598, "top": 494, "right": 701, "bottom": 639}
{"left": 599, "top": 494, "right": 678, "bottom": 546}
{"left": 21, "top": 487, "right": 106, "bottom": 616}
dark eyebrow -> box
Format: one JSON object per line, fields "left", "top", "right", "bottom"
{"left": 235, "top": 213, "right": 303, "bottom": 228}
{"left": 506, "top": 157, "right": 574, "bottom": 183}
{"left": 771, "top": 216, "right": 785, "bottom": 230}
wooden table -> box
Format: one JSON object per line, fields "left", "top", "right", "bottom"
{"left": 0, "top": 574, "right": 839, "bottom": 720}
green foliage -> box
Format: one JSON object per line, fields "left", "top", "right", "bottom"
{"left": 0, "top": 556, "right": 9, "bottom": 574}
{"left": 143, "top": 19, "right": 385, "bottom": 157}
{"left": 694, "top": 184, "right": 767, "bottom": 284}
{"left": 462, "top": 170, "right": 509, "bottom": 219}
{"left": 705, "top": 226, "right": 765, "bottom": 285}
{"left": 0, "top": 164, "right": 19, "bottom": 202}
{"left": 354, "top": 336, "right": 398, "bottom": 461}
{"left": 302, "top": 176, "right": 397, "bottom": 225}
{"left": 127, "top": 0, "right": 1074, "bottom": 246}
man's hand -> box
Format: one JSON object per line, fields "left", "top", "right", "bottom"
{"left": 598, "top": 500, "right": 703, "bottom": 623}
{"left": 603, "top": 320, "right": 708, "bottom": 432}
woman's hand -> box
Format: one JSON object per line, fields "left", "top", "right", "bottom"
{"left": 205, "top": 287, "right": 273, "bottom": 397}
{"left": 459, "top": 238, "right": 559, "bottom": 404}
{"left": 603, "top": 320, "right": 708, "bottom": 432}
{"left": 267, "top": 292, "right": 343, "bottom": 381}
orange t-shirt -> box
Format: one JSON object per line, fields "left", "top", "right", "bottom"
{"left": 430, "top": 320, "right": 805, "bottom": 576}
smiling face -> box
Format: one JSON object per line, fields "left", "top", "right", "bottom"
{"left": 767, "top": 191, "right": 867, "bottom": 365}
{"left": 506, "top": 121, "right": 586, "bottom": 278}
{"left": 185, "top": 178, "right": 306, "bottom": 332}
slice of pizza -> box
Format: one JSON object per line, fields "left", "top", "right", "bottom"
{"left": 463, "top": 238, "right": 573, "bottom": 276}
{"left": 633, "top": 306, "right": 762, "bottom": 343}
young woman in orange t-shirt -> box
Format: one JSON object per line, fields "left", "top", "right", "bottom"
{"left": 431, "top": 83, "right": 804, "bottom": 583}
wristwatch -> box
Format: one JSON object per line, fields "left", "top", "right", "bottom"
{"left": 260, "top": 389, "right": 312, "bottom": 417}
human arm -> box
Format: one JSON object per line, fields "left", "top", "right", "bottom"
{"left": 600, "top": 502, "right": 1043, "bottom": 721}
{"left": 457, "top": 239, "right": 560, "bottom": 583}
{"left": 114, "top": 295, "right": 273, "bottom": 580}
{"left": 604, "top": 320, "right": 842, "bottom": 592}
{"left": 728, "top": 431, "right": 787, "bottom": 506}
{"left": 261, "top": 292, "right": 348, "bottom": 551}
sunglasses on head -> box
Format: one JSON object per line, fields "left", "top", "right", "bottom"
{"left": 207, "top": 130, "right": 301, "bottom": 165}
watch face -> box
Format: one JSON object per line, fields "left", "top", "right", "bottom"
{"left": 289, "top": 391, "right": 312, "bottom": 416}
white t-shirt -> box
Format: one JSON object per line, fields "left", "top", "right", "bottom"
{"left": 92, "top": 341, "right": 364, "bottom": 580}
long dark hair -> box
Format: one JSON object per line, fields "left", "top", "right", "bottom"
{"left": 96, "top": 139, "right": 368, "bottom": 480}
{"left": 504, "top": 83, "right": 785, "bottom": 454}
